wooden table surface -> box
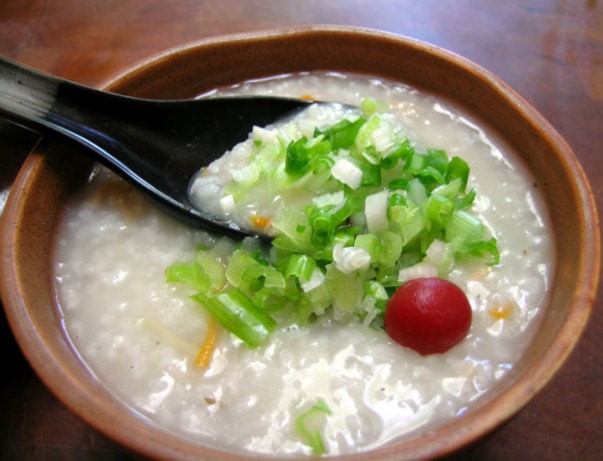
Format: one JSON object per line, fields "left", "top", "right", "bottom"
{"left": 0, "top": 1, "right": 601, "bottom": 460}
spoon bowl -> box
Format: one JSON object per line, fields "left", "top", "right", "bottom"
{"left": 0, "top": 57, "right": 313, "bottom": 238}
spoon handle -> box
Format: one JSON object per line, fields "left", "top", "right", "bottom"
{"left": 0, "top": 56, "right": 201, "bottom": 219}
{"left": 0, "top": 57, "right": 131, "bottom": 159}
{"left": 0, "top": 56, "right": 185, "bottom": 203}
{"left": 0, "top": 58, "right": 61, "bottom": 124}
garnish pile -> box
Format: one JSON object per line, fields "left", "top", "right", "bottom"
{"left": 167, "top": 98, "right": 499, "bottom": 352}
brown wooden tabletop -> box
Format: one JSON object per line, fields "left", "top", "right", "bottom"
{"left": 0, "top": 1, "right": 601, "bottom": 460}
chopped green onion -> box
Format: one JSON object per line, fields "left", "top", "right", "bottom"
{"left": 285, "top": 135, "right": 334, "bottom": 178}
{"left": 168, "top": 97, "right": 500, "bottom": 348}
{"left": 286, "top": 136, "right": 312, "bottom": 176}
{"left": 388, "top": 192, "right": 407, "bottom": 207}
{"left": 331, "top": 157, "right": 363, "bottom": 189}
{"left": 326, "top": 264, "right": 365, "bottom": 318}
{"left": 388, "top": 203, "right": 424, "bottom": 248}
{"left": 361, "top": 97, "right": 379, "bottom": 116}
{"left": 432, "top": 178, "right": 462, "bottom": 200}
{"left": 407, "top": 178, "right": 428, "bottom": 206}
{"left": 455, "top": 188, "right": 477, "bottom": 209}
{"left": 381, "top": 139, "right": 414, "bottom": 169}
{"left": 354, "top": 113, "right": 384, "bottom": 154}
{"left": 425, "top": 149, "right": 449, "bottom": 174}
{"left": 403, "top": 151, "right": 425, "bottom": 173}
{"left": 294, "top": 399, "right": 332, "bottom": 455}
{"left": 271, "top": 208, "right": 313, "bottom": 253}
{"left": 164, "top": 261, "right": 211, "bottom": 292}
{"left": 317, "top": 117, "right": 366, "bottom": 150}
{"left": 425, "top": 239, "right": 455, "bottom": 276}
{"left": 364, "top": 279, "right": 389, "bottom": 302}
{"left": 191, "top": 289, "right": 276, "bottom": 347}
{"left": 445, "top": 210, "right": 499, "bottom": 263}
{"left": 311, "top": 153, "right": 335, "bottom": 173}
{"left": 445, "top": 210, "right": 484, "bottom": 249}
{"left": 226, "top": 249, "right": 286, "bottom": 294}
{"left": 285, "top": 254, "right": 319, "bottom": 282}
{"left": 466, "top": 237, "right": 501, "bottom": 264}
{"left": 364, "top": 190, "right": 389, "bottom": 234}
{"left": 251, "top": 279, "right": 300, "bottom": 311}
{"left": 310, "top": 214, "right": 335, "bottom": 248}
{"left": 387, "top": 178, "right": 409, "bottom": 191}
{"left": 362, "top": 279, "right": 389, "bottom": 321}
{"left": 416, "top": 166, "right": 446, "bottom": 191}
{"left": 354, "top": 233, "right": 382, "bottom": 261}
{"left": 425, "top": 193, "right": 455, "bottom": 229}
{"left": 359, "top": 161, "right": 382, "bottom": 186}
{"left": 378, "top": 231, "right": 404, "bottom": 266}
{"left": 445, "top": 156, "right": 470, "bottom": 191}
{"left": 332, "top": 242, "right": 371, "bottom": 273}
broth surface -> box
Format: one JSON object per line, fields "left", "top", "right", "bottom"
{"left": 54, "top": 72, "right": 554, "bottom": 455}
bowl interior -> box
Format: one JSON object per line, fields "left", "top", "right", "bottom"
{"left": 0, "top": 26, "right": 599, "bottom": 460}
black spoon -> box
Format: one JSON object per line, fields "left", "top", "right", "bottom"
{"left": 0, "top": 56, "right": 312, "bottom": 239}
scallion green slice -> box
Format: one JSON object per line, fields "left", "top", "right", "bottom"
{"left": 294, "top": 399, "right": 332, "bottom": 455}
{"left": 192, "top": 289, "right": 276, "bottom": 348}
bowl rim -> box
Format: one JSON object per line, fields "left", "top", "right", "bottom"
{"left": 0, "top": 24, "right": 600, "bottom": 461}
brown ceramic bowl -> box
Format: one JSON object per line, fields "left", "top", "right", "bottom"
{"left": 0, "top": 26, "right": 600, "bottom": 460}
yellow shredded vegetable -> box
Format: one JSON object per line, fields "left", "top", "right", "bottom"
{"left": 249, "top": 215, "right": 272, "bottom": 232}
{"left": 194, "top": 316, "right": 220, "bottom": 368}
{"left": 489, "top": 301, "right": 514, "bottom": 320}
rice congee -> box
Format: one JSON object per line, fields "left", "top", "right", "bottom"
{"left": 53, "top": 72, "right": 554, "bottom": 456}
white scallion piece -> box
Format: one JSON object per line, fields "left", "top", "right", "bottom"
{"left": 365, "top": 190, "right": 390, "bottom": 234}
{"left": 300, "top": 268, "right": 326, "bottom": 292}
{"left": 331, "top": 158, "right": 362, "bottom": 189}
{"left": 333, "top": 242, "right": 371, "bottom": 273}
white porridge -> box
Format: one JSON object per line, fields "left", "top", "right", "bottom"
{"left": 54, "top": 72, "right": 554, "bottom": 456}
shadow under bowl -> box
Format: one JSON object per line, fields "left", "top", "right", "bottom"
{"left": 0, "top": 25, "right": 600, "bottom": 460}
